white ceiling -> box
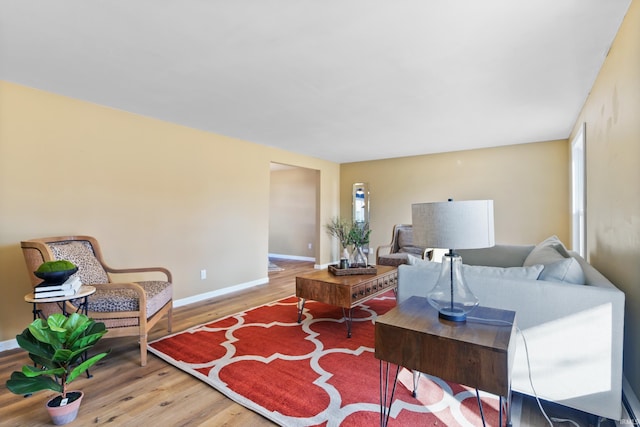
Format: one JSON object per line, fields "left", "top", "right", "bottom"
{"left": 0, "top": 1, "right": 631, "bottom": 163}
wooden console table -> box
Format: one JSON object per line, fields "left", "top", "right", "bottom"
{"left": 375, "top": 296, "right": 516, "bottom": 426}
{"left": 296, "top": 265, "right": 397, "bottom": 337}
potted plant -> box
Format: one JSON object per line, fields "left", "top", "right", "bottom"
{"left": 6, "top": 312, "right": 109, "bottom": 425}
{"left": 34, "top": 260, "right": 78, "bottom": 285}
{"left": 325, "top": 217, "right": 373, "bottom": 268}
{"left": 348, "top": 221, "right": 371, "bottom": 267}
{"left": 325, "top": 217, "right": 352, "bottom": 266}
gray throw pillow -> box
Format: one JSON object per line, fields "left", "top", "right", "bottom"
{"left": 397, "top": 228, "right": 414, "bottom": 249}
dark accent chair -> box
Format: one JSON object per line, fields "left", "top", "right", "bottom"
{"left": 375, "top": 224, "right": 433, "bottom": 266}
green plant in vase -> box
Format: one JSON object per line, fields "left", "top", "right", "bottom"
{"left": 325, "top": 217, "right": 352, "bottom": 265}
{"left": 348, "top": 222, "right": 371, "bottom": 268}
{"left": 6, "top": 313, "right": 109, "bottom": 425}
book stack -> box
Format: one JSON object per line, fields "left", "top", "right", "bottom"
{"left": 34, "top": 276, "right": 83, "bottom": 298}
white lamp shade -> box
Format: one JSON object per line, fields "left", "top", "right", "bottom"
{"left": 412, "top": 200, "right": 495, "bottom": 250}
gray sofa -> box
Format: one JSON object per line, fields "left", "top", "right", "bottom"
{"left": 397, "top": 236, "right": 625, "bottom": 421}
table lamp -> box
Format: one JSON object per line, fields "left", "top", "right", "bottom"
{"left": 412, "top": 199, "right": 495, "bottom": 322}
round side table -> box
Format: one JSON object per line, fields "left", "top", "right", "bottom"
{"left": 24, "top": 285, "right": 96, "bottom": 320}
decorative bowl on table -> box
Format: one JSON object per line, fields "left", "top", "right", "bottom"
{"left": 34, "top": 267, "right": 78, "bottom": 284}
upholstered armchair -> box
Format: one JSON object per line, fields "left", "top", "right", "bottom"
{"left": 21, "top": 235, "right": 173, "bottom": 366}
{"left": 375, "top": 224, "right": 434, "bottom": 266}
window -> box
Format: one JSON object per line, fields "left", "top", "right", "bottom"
{"left": 571, "top": 123, "right": 586, "bottom": 257}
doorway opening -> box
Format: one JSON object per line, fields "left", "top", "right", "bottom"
{"left": 268, "top": 162, "right": 319, "bottom": 262}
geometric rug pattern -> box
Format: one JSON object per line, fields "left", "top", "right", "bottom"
{"left": 148, "top": 292, "right": 502, "bottom": 426}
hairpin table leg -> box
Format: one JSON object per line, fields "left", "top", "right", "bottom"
{"left": 297, "top": 298, "right": 306, "bottom": 323}
{"left": 342, "top": 307, "right": 353, "bottom": 338}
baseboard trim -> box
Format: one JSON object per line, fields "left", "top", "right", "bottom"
{"left": 0, "top": 338, "right": 18, "bottom": 352}
{"left": 268, "top": 253, "right": 315, "bottom": 262}
{"left": 174, "top": 277, "right": 269, "bottom": 308}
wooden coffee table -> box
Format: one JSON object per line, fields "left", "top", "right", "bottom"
{"left": 296, "top": 265, "right": 397, "bottom": 337}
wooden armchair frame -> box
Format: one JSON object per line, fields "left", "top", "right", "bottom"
{"left": 21, "top": 235, "right": 173, "bottom": 366}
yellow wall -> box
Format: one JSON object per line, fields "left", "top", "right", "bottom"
{"left": 570, "top": 0, "right": 640, "bottom": 395}
{"left": 0, "top": 81, "right": 340, "bottom": 342}
{"left": 341, "top": 140, "right": 570, "bottom": 259}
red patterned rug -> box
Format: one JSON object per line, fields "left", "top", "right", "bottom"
{"left": 148, "top": 292, "right": 502, "bottom": 426}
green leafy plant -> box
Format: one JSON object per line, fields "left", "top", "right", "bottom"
{"left": 348, "top": 221, "right": 371, "bottom": 247}
{"left": 325, "top": 217, "right": 352, "bottom": 249}
{"left": 36, "top": 260, "right": 77, "bottom": 273}
{"left": 6, "top": 313, "right": 109, "bottom": 400}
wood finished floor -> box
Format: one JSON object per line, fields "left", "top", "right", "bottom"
{"left": 0, "top": 259, "right": 611, "bottom": 426}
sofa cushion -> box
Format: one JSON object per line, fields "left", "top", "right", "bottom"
{"left": 523, "top": 236, "right": 585, "bottom": 284}
{"left": 86, "top": 281, "right": 172, "bottom": 315}
{"left": 78, "top": 280, "right": 172, "bottom": 329}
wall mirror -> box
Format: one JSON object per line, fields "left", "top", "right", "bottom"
{"left": 353, "top": 182, "right": 370, "bottom": 259}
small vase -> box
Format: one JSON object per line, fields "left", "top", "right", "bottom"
{"left": 351, "top": 246, "right": 368, "bottom": 268}
{"left": 341, "top": 247, "right": 350, "bottom": 268}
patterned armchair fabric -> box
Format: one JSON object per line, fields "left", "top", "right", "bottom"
{"left": 48, "top": 240, "right": 172, "bottom": 317}
{"left": 48, "top": 240, "right": 109, "bottom": 284}
{"left": 376, "top": 224, "right": 433, "bottom": 267}
{"left": 21, "top": 236, "right": 173, "bottom": 366}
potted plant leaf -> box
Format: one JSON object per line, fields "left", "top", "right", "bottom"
{"left": 6, "top": 312, "right": 109, "bottom": 425}
{"left": 348, "top": 221, "right": 371, "bottom": 267}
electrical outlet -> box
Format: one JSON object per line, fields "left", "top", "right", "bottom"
{"left": 308, "top": 243, "right": 312, "bottom": 250}
{"left": 200, "top": 269, "right": 207, "bottom": 280}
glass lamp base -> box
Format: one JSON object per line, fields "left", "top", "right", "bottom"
{"left": 438, "top": 308, "right": 467, "bottom": 322}
{"left": 427, "top": 252, "right": 478, "bottom": 323}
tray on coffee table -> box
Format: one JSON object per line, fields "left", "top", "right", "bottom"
{"left": 328, "top": 264, "right": 377, "bottom": 275}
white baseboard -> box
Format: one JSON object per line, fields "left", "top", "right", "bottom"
{"left": 268, "top": 253, "right": 315, "bottom": 262}
{"left": 0, "top": 338, "right": 18, "bottom": 352}
{"left": 174, "top": 277, "right": 269, "bottom": 308}
{"left": 315, "top": 263, "right": 332, "bottom": 269}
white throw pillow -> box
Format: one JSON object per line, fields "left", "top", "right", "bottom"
{"left": 523, "top": 235, "right": 585, "bottom": 284}
{"left": 406, "top": 256, "right": 441, "bottom": 270}
{"left": 407, "top": 254, "right": 544, "bottom": 280}
{"left": 463, "top": 264, "right": 543, "bottom": 280}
